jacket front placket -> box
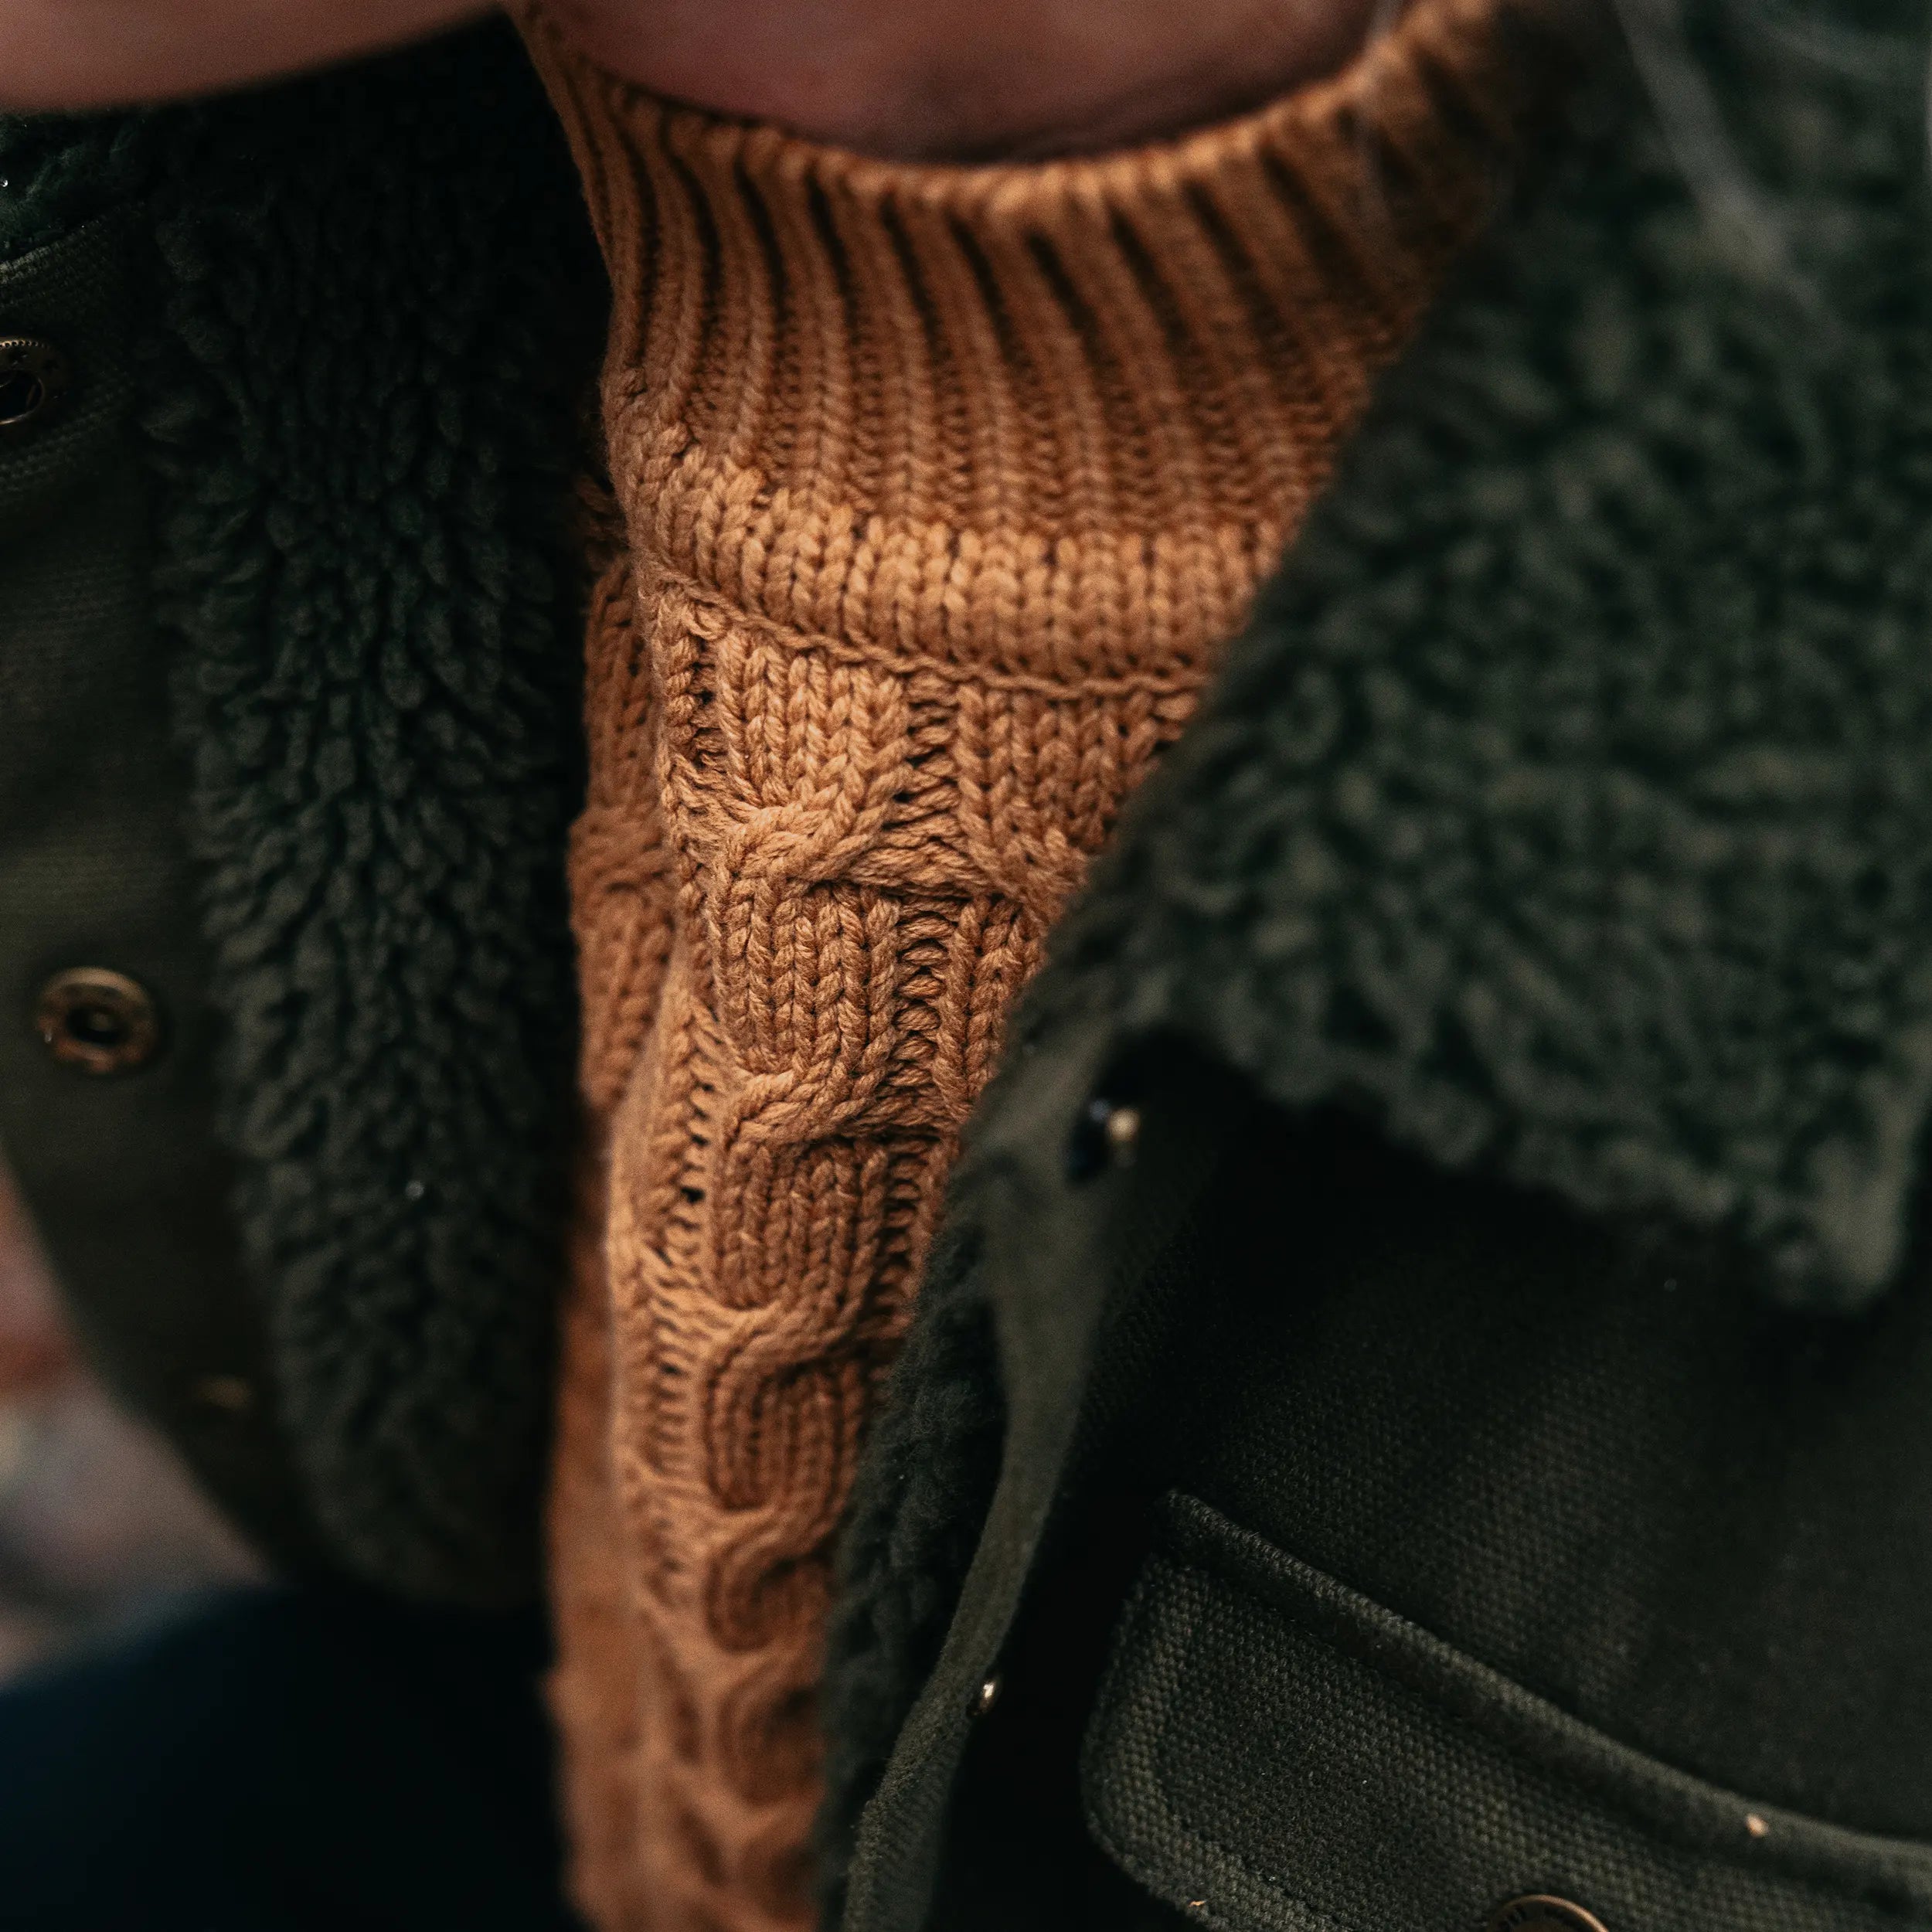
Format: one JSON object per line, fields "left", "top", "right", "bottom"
{"left": 0, "top": 210, "right": 317, "bottom": 1570}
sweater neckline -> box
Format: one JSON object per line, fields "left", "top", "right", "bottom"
{"left": 523, "top": 0, "right": 1569, "bottom": 683}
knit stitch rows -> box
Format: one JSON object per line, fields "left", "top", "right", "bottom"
{"left": 524, "top": 3, "right": 1547, "bottom": 1922}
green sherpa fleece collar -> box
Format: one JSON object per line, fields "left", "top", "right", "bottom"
{"left": 1026, "top": 5, "right": 1932, "bottom": 1311}
{"left": 816, "top": 20, "right": 1932, "bottom": 1904}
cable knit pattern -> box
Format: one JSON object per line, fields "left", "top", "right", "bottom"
{"left": 522, "top": 2, "right": 1547, "bottom": 1922}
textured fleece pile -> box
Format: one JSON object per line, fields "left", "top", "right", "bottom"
{"left": 1034, "top": 18, "right": 1932, "bottom": 1311}
{"left": 821, "top": 9, "right": 1932, "bottom": 1900}
{"left": 0, "top": 117, "right": 142, "bottom": 265}
{"left": 147, "top": 24, "right": 602, "bottom": 1602}
{"left": 5, "top": 23, "right": 602, "bottom": 1604}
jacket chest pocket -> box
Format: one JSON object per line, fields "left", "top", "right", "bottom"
{"left": 1083, "top": 1495, "right": 1932, "bottom": 1932}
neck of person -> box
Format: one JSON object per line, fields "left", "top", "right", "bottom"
{"left": 545, "top": 0, "right": 1388, "bottom": 162}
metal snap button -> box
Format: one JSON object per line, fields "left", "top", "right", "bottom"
{"left": 0, "top": 338, "right": 72, "bottom": 440}
{"left": 1065, "top": 1094, "right": 1143, "bottom": 1182}
{"left": 1487, "top": 1898, "right": 1611, "bottom": 1932}
{"left": 34, "top": 968, "right": 163, "bottom": 1076}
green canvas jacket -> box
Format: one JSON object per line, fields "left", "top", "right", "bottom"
{"left": 819, "top": 12, "right": 1932, "bottom": 1930}
{"left": 6, "top": 7, "right": 1932, "bottom": 1930}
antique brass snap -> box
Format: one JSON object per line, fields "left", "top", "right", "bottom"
{"left": 1066, "top": 1093, "right": 1144, "bottom": 1182}
{"left": 34, "top": 968, "right": 163, "bottom": 1076}
{"left": 1486, "top": 1897, "right": 1610, "bottom": 1932}
{"left": 0, "top": 338, "right": 71, "bottom": 439}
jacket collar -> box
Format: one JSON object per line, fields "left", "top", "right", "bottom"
{"left": 1012, "top": 6, "right": 1932, "bottom": 1310}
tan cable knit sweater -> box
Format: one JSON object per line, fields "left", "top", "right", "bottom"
{"left": 521, "top": 3, "right": 1550, "bottom": 1924}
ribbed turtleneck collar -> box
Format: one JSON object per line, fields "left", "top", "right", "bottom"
{"left": 524, "top": 0, "right": 1565, "bottom": 685}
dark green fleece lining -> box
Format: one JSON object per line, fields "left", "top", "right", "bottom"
{"left": 2, "top": 23, "right": 604, "bottom": 1603}
{"left": 139, "top": 24, "right": 603, "bottom": 1601}
{"left": 1031, "top": 17, "right": 1932, "bottom": 1311}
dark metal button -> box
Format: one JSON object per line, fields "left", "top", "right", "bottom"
{"left": 1066, "top": 1094, "right": 1142, "bottom": 1182}
{"left": 0, "top": 338, "right": 71, "bottom": 440}
{"left": 34, "top": 968, "right": 163, "bottom": 1076}
{"left": 1487, "top": 1899, "right": 1610, "bottom": 1932}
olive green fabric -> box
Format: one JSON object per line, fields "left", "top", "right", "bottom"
{"left": 1087, "top": 1498, "right": 1932, "bottom": 1931}
{"left": 822, "top": 11, "right": 1932, "bottom": 1929}
{"left": 0, "top": 216, "right": 321, "bottom": 1571}
{"left": 940, "top": 1090, "right": 1932, "bottom": 1927}
{"left": 1163, "top": 1113, "right": 1932, "bottom": 1842}
{"left": 825, "top": 1036, "right": 1240, "bottom": 1932}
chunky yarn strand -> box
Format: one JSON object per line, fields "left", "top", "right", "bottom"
{"left": 522, "top": 1, "right": 1548, "bottom": 1922}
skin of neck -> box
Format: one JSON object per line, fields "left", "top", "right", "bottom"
{"left": 0, "top": 0, "right": 1379, "bottom": 159}
{"left": 553, "top": 0, "right": 1382, "bottom": 158}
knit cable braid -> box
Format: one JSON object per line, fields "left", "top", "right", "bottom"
{"left": 522, "top": 1, "right": 1553, "bottom": 1922}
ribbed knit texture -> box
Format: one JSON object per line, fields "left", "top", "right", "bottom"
{"left": 522, "top": 3, "right": 1545, "bottom": 1923}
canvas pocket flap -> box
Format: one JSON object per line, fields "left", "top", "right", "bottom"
{"left": 1083, "top": 1493, "right": 1932, "bottom": 1932}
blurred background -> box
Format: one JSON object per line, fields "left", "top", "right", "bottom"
{"left": 0, "top": 1161, "right": 259, "bottom": 1682}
